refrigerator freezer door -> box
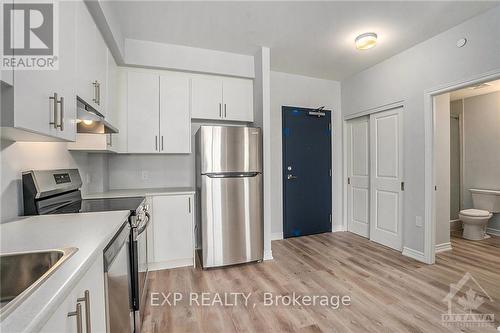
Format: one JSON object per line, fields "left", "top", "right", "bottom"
{"left": 201, "top": 173, "right": 263, "bottom": 267}
{"left": 198, "top": 126, "right": 262, "bottom": 174}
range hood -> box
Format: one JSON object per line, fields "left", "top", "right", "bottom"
{"left": 76, "top": 97, "right": 118, "bottom": 134}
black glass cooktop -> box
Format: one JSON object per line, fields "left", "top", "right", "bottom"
{"left": 52, "top": 196, "right": 145, "bottom": 214}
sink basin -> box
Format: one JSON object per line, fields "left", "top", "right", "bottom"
{"left": 0, "top": 247, "right": 77, "bottom": 318}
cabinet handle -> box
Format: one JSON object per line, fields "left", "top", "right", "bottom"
{"left": 58, "top": 96, "right": 64, "bottom": 131}
{"left": 92, "top": 81, "right": 98, "bottom": 104}
{"left": 77, "top": 290, "right": 91, "bottom": 333}
{"left": 219, "top": 103, "right": 222, "bottom": 118}
{"left": 188, "top": 197, "right": 191, "bottom": 213}
{"left": 161, "top": 136, "right": 164, "bottom": 151}
{"left": 155, "top": 136, "right": 158, "bottom": 151}
{"left": 97, "top": 82, "right": 101, "bottom": 105}
{"left": 224, "top": 104, "right": 227, "bottom": 118}
{"left": 49, "top": 93, "right": 58, "bottom": 129}
{"left": 68, "top": 303, "right": 83, "bottom": 333}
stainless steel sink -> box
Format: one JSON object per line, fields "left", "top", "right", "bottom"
{"left": 0, "top": 247, "right": 78, "bottom": 318}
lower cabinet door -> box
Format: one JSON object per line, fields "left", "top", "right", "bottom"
{"left": 40, "top": 256, "right": 106, "bottom": 333}
{"left": 151, "top": 195, "right": 194, "bottom": 268}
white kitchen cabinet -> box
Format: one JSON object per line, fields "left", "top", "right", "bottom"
{"left": 149, "top": 195, "right": 194, "bottom": 270}
{"left": 1, "top": 0, "right": 77, "bottom": 142}
{"left": 191, "top": 77, "right": 223, "bottom": 120}
{"left": 160, "top": 76, "right": 191, "bottom": 153}
{"left": 126, "top": 71, "right": 160, "bottom": 153}
{"left": 191, "top": 76, "right": 253, "bottom": 122}
{"left": 76, "top": 1, "right": 107, "bottom": 114}
{"left": 126, "top": 71, "right": 191, "bottom": 154}
{"left": 40, "top": 255, "right": 106, "bottom": 333}
{"left": 222, "top": 78, "right": 254, "bottom": 122}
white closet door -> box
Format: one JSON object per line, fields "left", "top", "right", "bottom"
{"left": 347, "top": 117, "right": 370, "bottom": 238}
{"left": 369, "top": 107, "right": 404, "bottom": 250}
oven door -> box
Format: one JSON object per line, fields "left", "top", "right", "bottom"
{"left": 131, "top": 212, "right": 150, "bottom": 332}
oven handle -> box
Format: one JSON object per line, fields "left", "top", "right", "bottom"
{"left": 137, "top": 212, "right": 151, "bottom": 235}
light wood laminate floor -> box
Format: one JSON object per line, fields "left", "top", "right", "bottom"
{"left": 142, "top": 232, "right": 500, "bottom": 333}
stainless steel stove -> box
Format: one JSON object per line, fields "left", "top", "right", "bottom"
{"left": 22, "top": 169, "right": 150, "bottom": 333}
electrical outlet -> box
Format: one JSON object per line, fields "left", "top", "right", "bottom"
{"left": 415, "top": 216, "right": 423, "bottom": 227}
{"left": 141, "top": 171, "right": 149, "bottom": 181}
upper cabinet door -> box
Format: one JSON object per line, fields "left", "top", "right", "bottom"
{"left": 12, "top": 0, "right": 77, "bottom": 141}
{"left": 127, "top": 72, "right": 160, "bottom": 153}
{"left": 160, "top": 76, "right": 191, "bottom": 154}
{"left": 76, "top": 1, "right": 97, "bottom": 107}
{"left": 94, "top": 31, "right": 108, "bottom": 116}
{"left": 191, "top": 77, "right": 223, "bottom": 120}
{"left": 222, "top": 78, "right": 254, "bottom": 122}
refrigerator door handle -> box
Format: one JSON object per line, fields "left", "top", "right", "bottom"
{"left": 205, "top": 172, "right": 260, "bottom": 178}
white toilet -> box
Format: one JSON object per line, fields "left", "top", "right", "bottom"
{"left": 459, "top": 189, "right": 500, "bottom": 240}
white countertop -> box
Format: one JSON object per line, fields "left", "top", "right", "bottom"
{"left": 0, "top": 210, "right": 130, "bottom": 333}
{"left": 83, "top": 187, "right": 195, "bottom": 199}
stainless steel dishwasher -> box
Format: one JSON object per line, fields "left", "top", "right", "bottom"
{"left": 104, "top": 221, "right": 134, "bottom": 333}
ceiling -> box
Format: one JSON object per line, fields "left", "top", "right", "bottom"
{"left": 450, "top": 79, "right": 500, "bottom": 101}
{"left": 107, "top": 1, "right": 498, "bottom": 80}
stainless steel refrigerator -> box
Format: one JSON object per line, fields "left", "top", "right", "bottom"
{"left": 195, "top": 125, "right": 263, "bottom": 268}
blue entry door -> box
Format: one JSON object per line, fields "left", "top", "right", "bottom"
{"left": 282, "top": 106, "right": 332, "bottom": 238}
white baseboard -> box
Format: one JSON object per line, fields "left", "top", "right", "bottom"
{"left": 332, "top": 224, "right": 345, "bottom": 232}
{"left": 271, "top": 232, "right": 283, "bottom": 240}
{"left": 450, "top": 219, "right": 462, "bottom": 232}
{"left": 486, "top": 227, "right": 500, "bottom": 236}
{"left": 435, "top": 242, "right": 452, "bottom": 253}
{"left": 264, "top": 249, "right": 273, "bottom": 261}
{"left": 149, "top": 258, "right": 194, "bottom": 271}
{"left": 402, "top": 247, "right": 427, "bottom": 263}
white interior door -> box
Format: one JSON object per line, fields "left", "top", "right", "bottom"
{"left": 369, "top": 107, "right": 404, "bottom": 250}
{"left": 347, "top": 117, "right": 370, "bottom": 238}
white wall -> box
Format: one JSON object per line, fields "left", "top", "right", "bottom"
{"left": 254, "top": 47, "right": 272, "bottom": 259}
{"left": 434, "top": 93, "right": 450, "bottom": 246}
{"left": 462, "top": 91, "right": 500, "bottom": 232}
{"left": 341, "top": 6, "right": 500, "bottom": 253}
{"left": 0, "top": 140, "right": 106, "bottom": 222}
{"left": 270, "top": 71, "right": 342, "bottom": 238}
{"left": 124, "top": 39, "right": 255, "bottom": 78}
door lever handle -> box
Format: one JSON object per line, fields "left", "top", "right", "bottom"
{"left": 287, "top": 174, "right": 297, "bottom": 180}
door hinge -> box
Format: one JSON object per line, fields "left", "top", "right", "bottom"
{"left": 435, "top": 185, "right": 438, "bottom": 191}
{"left": 347, "top": 177, "right": 351, "bottom": 185}
{"left": 401, "top": 181, "right": 405, "bottom": 191}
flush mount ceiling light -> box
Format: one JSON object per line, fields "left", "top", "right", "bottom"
{"left": 355, "top": 32, "right": 378, "bottom": 50}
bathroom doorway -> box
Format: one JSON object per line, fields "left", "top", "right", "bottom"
{"left": 433, "top": 78, "right": 500, "bottom": 253}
